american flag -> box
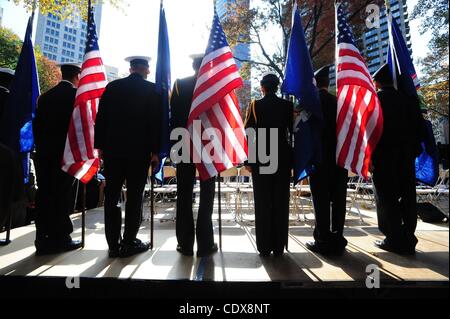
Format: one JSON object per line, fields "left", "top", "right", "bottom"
{"left": 335, "top": 3, "right": 383, "bottom": 179}
{"left": 187, "top": 11, "right": 248, "bottom": 181}
{"left": 61, "top": 5, "right": 107, "bottom": 183}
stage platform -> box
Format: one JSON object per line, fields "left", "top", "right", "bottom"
{"left": 0, "top": 201, "right": 448, "bottom": 298}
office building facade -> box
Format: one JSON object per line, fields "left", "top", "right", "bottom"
{"left": 34, "top": 4, "right": 103, "bottom": 64}
{"left": 363, "top": 0, "right": 412, "bottom": 74}
{"left": 330, "top": 0, "right": 412, "bottom": 87}
{"left": 0, "top": 6, "right": 4, "bottom": 27}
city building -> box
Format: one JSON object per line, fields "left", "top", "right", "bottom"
{"left": 34, "top": 4, "right": 103, "bottom": 63}
{"left": 0, "top": 6, "right": 4, "bottom": 27}
{"left": 216, "top": 0, "right": 251, "bottom": 69}
{"left": 104, "top": 65, "right": 119, "bottom": 82}
{"left": 363, "top": 0, "right": 412, "bottom": 74}
{"left": 330, "top": 0, "right": 412, "bottom": 87}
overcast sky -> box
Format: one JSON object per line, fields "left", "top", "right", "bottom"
{"left": 0, "top": 0, "right": 431, "bottom": 80}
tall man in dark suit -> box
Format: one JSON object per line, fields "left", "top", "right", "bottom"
{"left": 170, "top": 54, "right": 218, "bottom": 257}
{"left": 0, "top": 68, "right": 20, "bottom": 237}
{"left": 244, "top": 73, "right": 293, "bottom": 256}
{"left": 371, "top": 63, "right": 425, "bottom": 255}
{"left": 306, "top": 65, "right": 349, "bottom": 256}
{"left": 33, "top": 63, "right": 82, "bottom": 255}
{"left": 95, "top": 56, "right": 162, "bottom": 258}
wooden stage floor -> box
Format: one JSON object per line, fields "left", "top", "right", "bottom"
{"left": 1, "top": 202, "right": 448, "bottom": 289}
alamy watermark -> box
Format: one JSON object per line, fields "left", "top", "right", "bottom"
{"left": 169, "top": 120, "right": 281, "bottom": 175}
{"left": 365, "top": 264, "right": 380, "bottom": 289}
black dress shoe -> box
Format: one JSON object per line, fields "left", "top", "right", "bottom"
{"left": 176, "top": 245, "right": 194, "bottom": 256}
{"left": 273, "top": 250, "right": 284, "bottom": 257}
{"left": 61, "top": 240, "right": 83, "bottom": 252}
{"left": 120, "top": 239, "right": 150, "bottom": 258}
{"left": 305, "top": 240, "right": 340, "bottom": 256}
{"left": 108, "top": 249, "right": 120, "bottom": 258}
{"left": 197, "top": 243, "right": 218, "bottom": 257}
{"left": 375, "top": 239, "right": 416, "bottom": 256}
{"left": 374, "top": 239, "right": 403, "bottom": 254}
{"left": 306, "top": 241, "right": 324, "bottom": 253}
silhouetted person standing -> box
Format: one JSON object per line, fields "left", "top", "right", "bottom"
{"left": 95, "top": 56, "right": 162, "bottom": 258}
{"left": 0, "top": 68, "right": 21, "bottom": 236}
{"left": 171, "top": 54, "right": 217, "bottom": 257}
{"left": 372, "top": 63, "right": 425, "bottom": 255}
{"left": 306, "top": 65, "right": 348, "bottom": 256}
{"left": 33, "top": 63, "right": 82, "bottom": 255}
{"left": 245, "top": 73, "right": 293, "bottom": 256}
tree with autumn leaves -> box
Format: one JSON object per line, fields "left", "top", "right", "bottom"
{"left": 10, "top": 0, "right": 124, "bottom": 20}
{"left": 0, "top": 26, "right": 60, "bottom": 93}
{"left": 221, "top": 0, "right": 383, "bottom": 80}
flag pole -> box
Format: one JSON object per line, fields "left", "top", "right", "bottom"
{"left": 81, "top": 183, "right": 86, "bottom": 248}
{"left": 217, "top": 174, "right": 223, "bottom": 250}
{"left": 79, "top": 0, "right": 92, "bottom": 250}
{"left": 150, "top": 171, "right": 155, "bottom": 250}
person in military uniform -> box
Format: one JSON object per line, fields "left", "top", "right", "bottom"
{"left": 33, "top": 63, "right": 82, "bottom": 255}
{"left": 170, "top": 54, "right": 218, "bottom": 257}
{"left": 306, "top": 65, "right": 349, "bottom": 256}
{"left": 95, "top": 56, "right": 162, "bottom": 258}
{"left": 371, "top": 63, "right": 425, "bottom": 255}
{"left": 0, "top": 68, "right": 14, "bottom": 120}
{"left": 0, "top": 68, "right": 20, "bottom": 238}
{"left": 244, "top": 72, "right": 293, "bottom": 256}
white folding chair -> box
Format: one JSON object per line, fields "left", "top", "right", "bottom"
{"left": 237, "top": 166, "right": 254, "bottom": 222}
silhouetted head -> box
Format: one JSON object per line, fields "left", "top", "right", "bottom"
{"left": 126, "top": 56, "right": 151, "bottom": 79}
{"left": 314, "top": 65, "right": 331, "bottom": 89}
{"left": 373, "top": 63, "right": 393, "bottom": 89}
{"left": 59, "top": 63, "right": 81, "bottom": 87}
{"left": 260, "top": 72, "right": 280, "bottom": 95}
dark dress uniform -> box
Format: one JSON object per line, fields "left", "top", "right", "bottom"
{"left": 94, "top": 73, "right": 162, "bottom": 251}
{"left": 170, "top": 75, "right": 216, "bottom": 255}
{"left": 0, "top": 86, "right": 9, "bottom": 120}
{"left": 309, "top": 88, "right": 348, "bottom": 253}
{"left": 372, "top": 85, "right": 425, "bottom": 253}
{"left": 33, "top": 81, "right": 77, "bottom": 248}
{"left": 245, "top": 93, "right": 293, "bottom": 255}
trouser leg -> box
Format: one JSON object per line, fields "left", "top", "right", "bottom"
{"left": 373, "top": 152, "right": 403, "bottom": 246}
{"left": 34, "top": 157, "right": 52, "bottom": 245}
{"left": 103, "top": 157, "right": 126, "bottom": 250}
{"left": 252, "top": 172, "right": 272, "bottom": 254}
{"left": 399, "top": 153, "right": 418, "bottom": 248}
{"left": 271, "top": 169, "right": 290, "bottom": 252}
{"left": 331, "top": 169, "right": 348, "bottom": 248}
{"left": 310, "top": 169, "right": 332, "bottom": 244}
{"left": 123, "top": 159, "right": 151, "bottom": 243}
{"left": 196, "top": 176, "right": 216, "bottom": 252}
{"left": 52, "top": 168, "right": 75, "bottom": 243}
{"left": 176, "top": 164, "right": 195, "bottom": 250}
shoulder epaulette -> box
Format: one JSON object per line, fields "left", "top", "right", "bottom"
{"left": 244, "top": 99, "right": 257, "bottom": 126}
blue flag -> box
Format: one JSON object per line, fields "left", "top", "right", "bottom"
{"left": 416, "top": 120, "right": 439, "bottom": 186}
{"left": 281, "top": 4, "right": 322, "bottom": 182}
{"left": 386, "top": 5, "right": 420, "bottom": 98}
{"left": 0, "top": 16, "right": 40, "bottom": 183}
{"left": 385, "top": 3, "right": 438, "bottom": 184}
{"left": 154, "top": 2, "right": 171, "bottom": 183}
